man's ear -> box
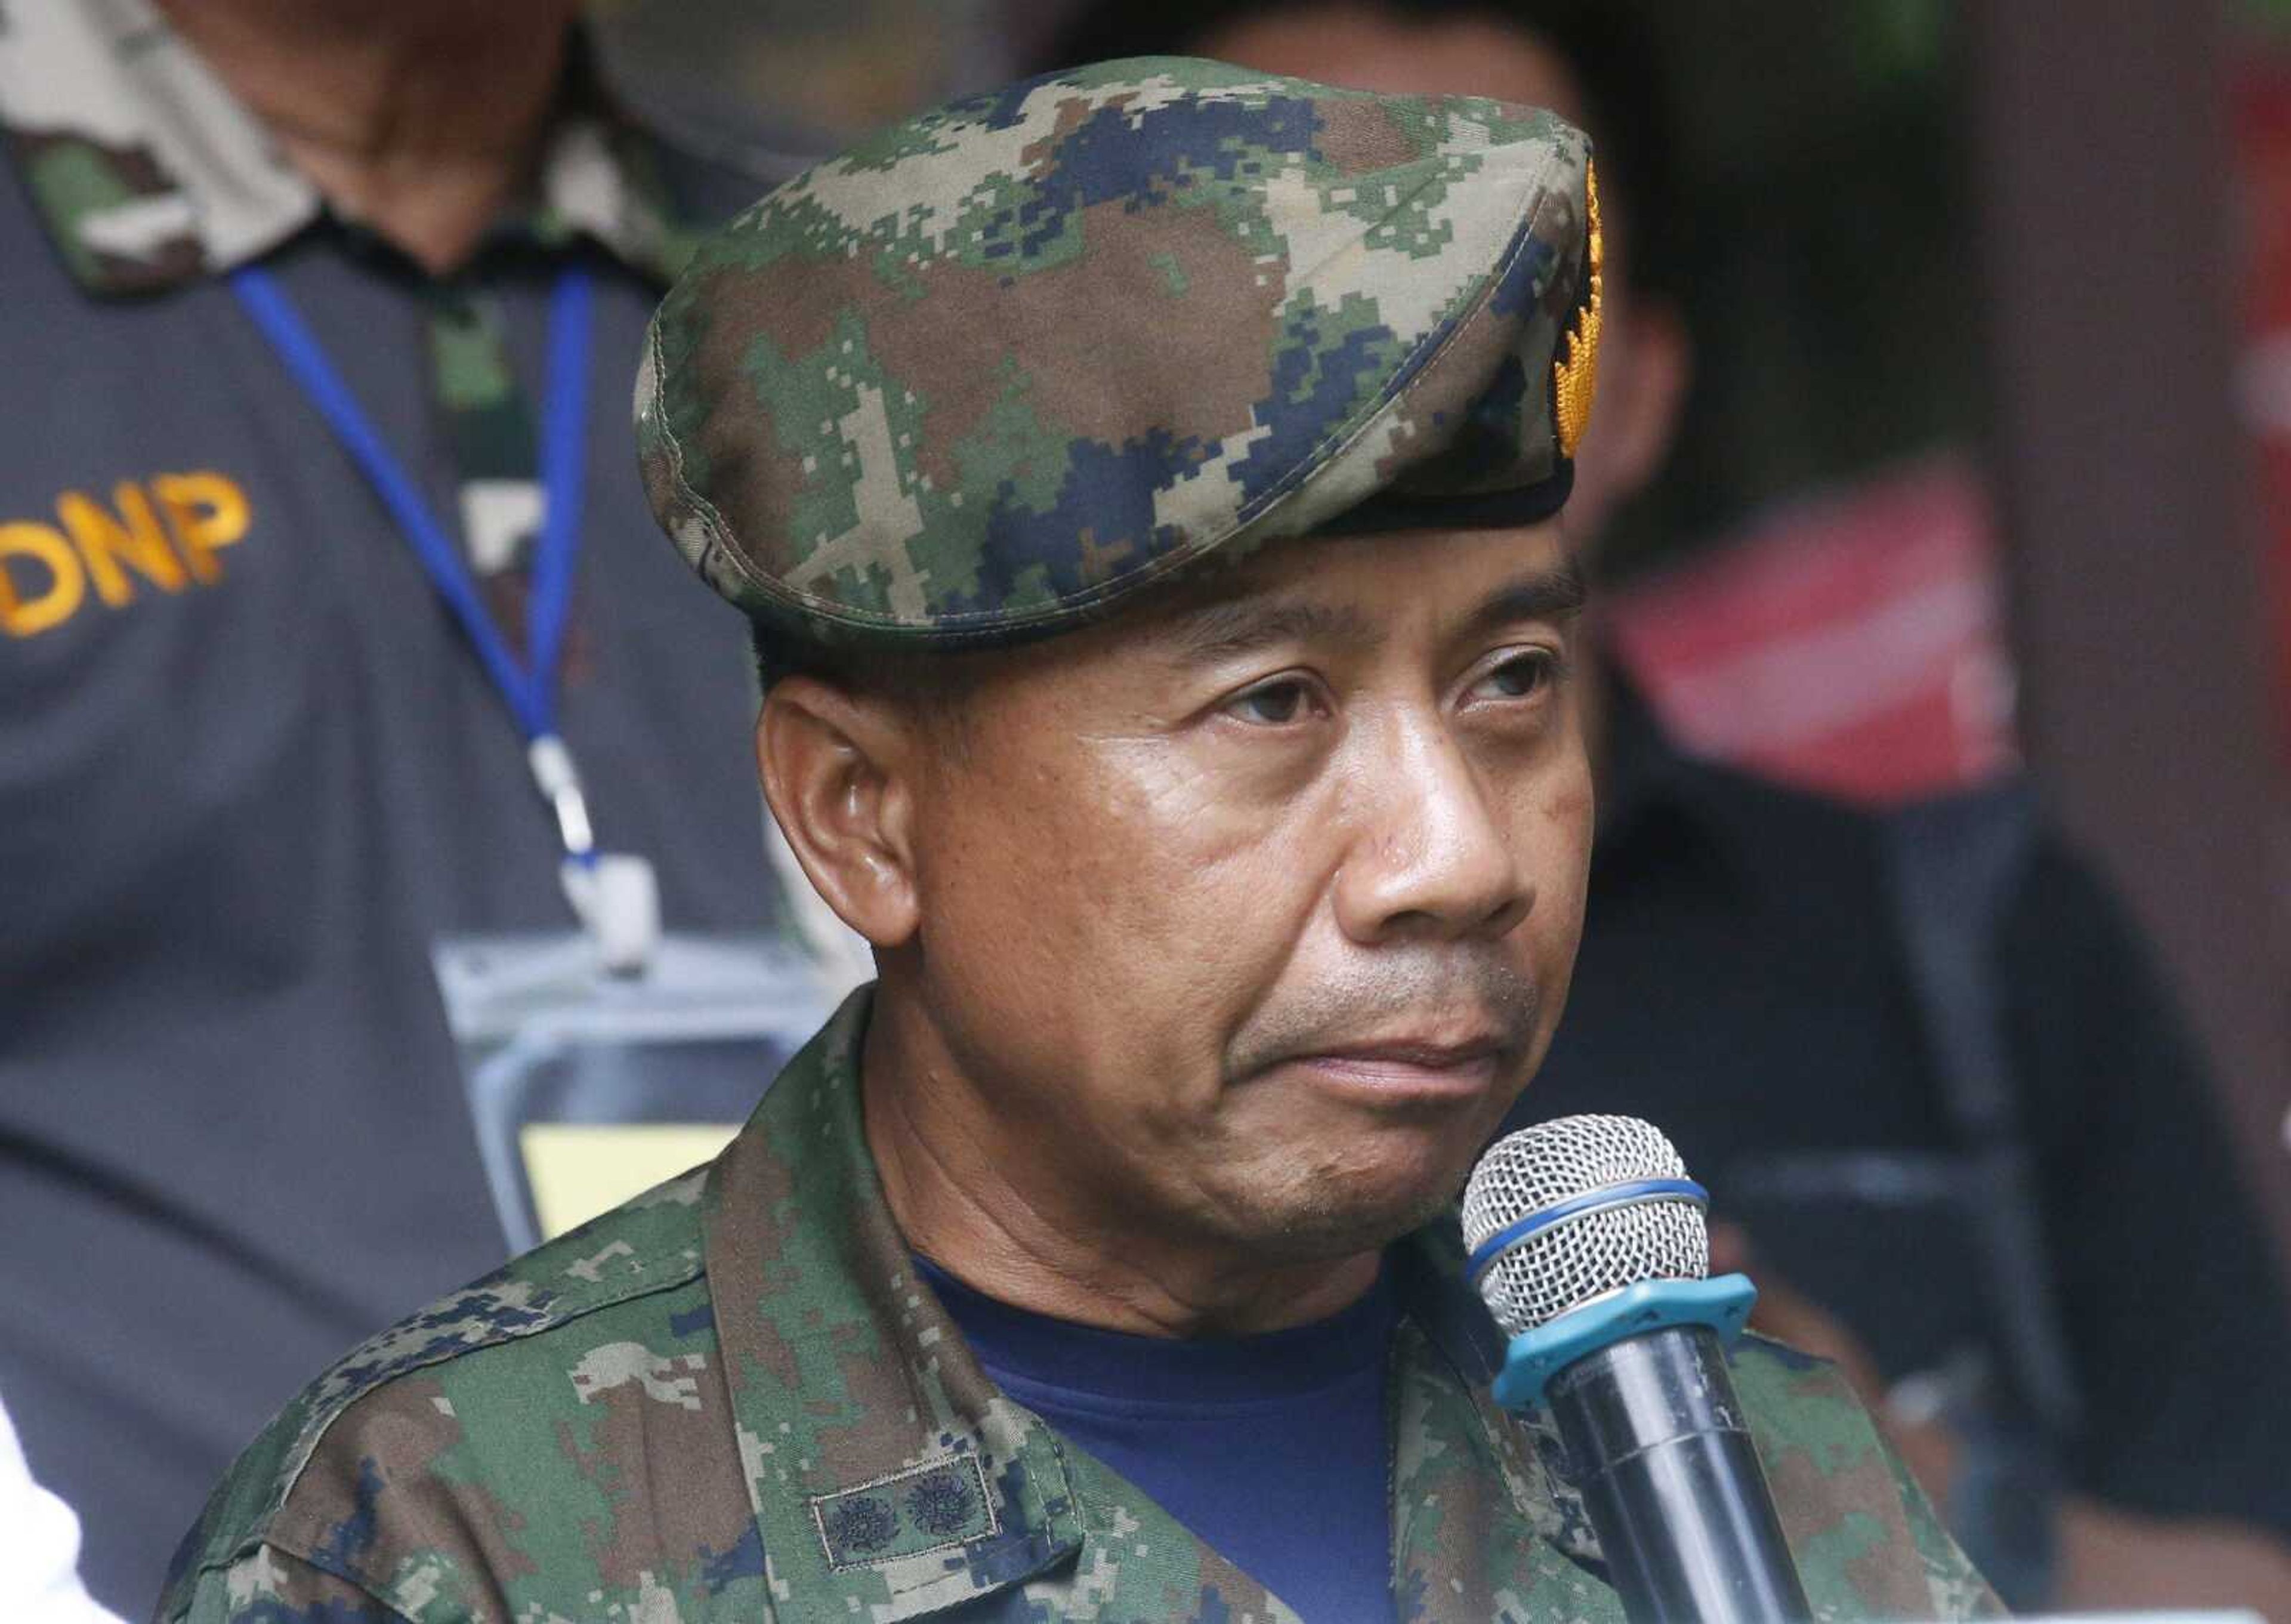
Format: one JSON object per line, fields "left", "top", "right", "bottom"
{"left": 757, "top": 677, "right": 925, "bottom": 949}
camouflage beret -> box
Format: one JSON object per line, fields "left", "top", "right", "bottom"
{"left": 635, "top": 55, "right": 1600, "bottom": 654}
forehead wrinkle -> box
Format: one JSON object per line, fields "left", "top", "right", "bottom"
{"left": 1156, "top": 595, "right": 1386, "bottom": 667}
{"left": 1131, "top": 544, "right": 1586, "bottom": 671}
{"left": 1447, "top": 559, "right": 1591, "bottom": 647}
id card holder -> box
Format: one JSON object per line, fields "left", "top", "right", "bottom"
{"left": 433, "top": 931, "right": 861, "bottom": 1253}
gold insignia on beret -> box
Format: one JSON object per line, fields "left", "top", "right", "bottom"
{"left": 1553, "top": 161, "right": 1603, "bottom": 461}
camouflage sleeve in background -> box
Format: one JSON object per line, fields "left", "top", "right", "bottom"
{"left": 0, "top": 0, "right": 694, "bottom": 298}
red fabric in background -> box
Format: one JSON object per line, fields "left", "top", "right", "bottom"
{"left": 1605, "top": 453, "right": 2017, "bottom": 806}
{"left": 1619, "top": 53, "right": 2291, "bottom": 805}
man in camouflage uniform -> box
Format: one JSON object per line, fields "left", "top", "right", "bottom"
{"left": 162, "top": 58, "right": 1998, "bottom": 1622}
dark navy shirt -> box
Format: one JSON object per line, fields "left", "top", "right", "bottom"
{"left": 918, "top": 1258, "right": 1400, "bottom": 1624}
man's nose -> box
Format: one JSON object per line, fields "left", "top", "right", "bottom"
{"left": 1333, "top": 716, "right": 1533, "bottom": 946}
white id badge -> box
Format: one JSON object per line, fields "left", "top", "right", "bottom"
{"left": 432, "top": 931, "right": 862, "bottom": 1253}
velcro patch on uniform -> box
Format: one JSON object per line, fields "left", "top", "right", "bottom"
{"left": 808, "top": 1455, "right": 998, "bottom": 1570}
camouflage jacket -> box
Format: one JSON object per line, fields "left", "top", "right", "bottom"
{"left": 159, "top": 993, "right": 1998, "bottom": 1622}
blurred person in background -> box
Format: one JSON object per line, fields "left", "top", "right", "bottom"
{"left": 1048, "top": 0, "right": 2291, "bottom": 1613}
{"left": 0, "top": 1, "right": 823, "bottom": 1609}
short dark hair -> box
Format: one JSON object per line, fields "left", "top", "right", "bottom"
{"left": 748, "top": 619, "right": 927, "bottom": 695}
{"left": 1038, "top": 0, "right": 1679, "bottom": 298}
{"left": 751, "top": 618, "right": 833, "bottom": 691}
{"left": 748, "top": 621, "right": 988, "bottom": 753}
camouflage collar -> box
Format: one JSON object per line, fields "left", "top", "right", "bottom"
{"left": 698, "top": 990, "right": 1607, "bottom": 1619}
{"left": 0, "top": 0, "right": 694, "bottom": 296}
{"left": 701, "top": 993, "right": 1092, "bottom": 1617}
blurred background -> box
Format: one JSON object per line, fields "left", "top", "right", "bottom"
{"left": 594, "top": 0, "right": 2291, "bottom": 1264}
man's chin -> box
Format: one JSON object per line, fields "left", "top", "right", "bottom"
{"left": 1225, "top": 1161, "right": 1465, "bottom": 1264}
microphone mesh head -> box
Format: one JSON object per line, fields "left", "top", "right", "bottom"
{"left": 1461, "top": 1114, "right": 1708, "bottom": 1337}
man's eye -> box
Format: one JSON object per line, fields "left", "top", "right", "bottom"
{"left": 1479, "top": 650, "right": 1560, "bottom": 700}
{"left": 1228, "top": 678, "right": 1316, "bottom": 725}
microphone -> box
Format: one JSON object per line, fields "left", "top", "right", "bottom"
{"left": 1462, "top": 1114, "right": 1812, "bottom": 1624}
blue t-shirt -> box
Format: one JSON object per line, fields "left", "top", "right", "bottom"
{"left": 916, "top": 1257, "right": 1398, "bottom": 1624}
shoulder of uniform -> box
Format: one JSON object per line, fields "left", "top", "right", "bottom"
{"left": 298, "top": 1162, "right": 713, "bottom": 1425}
{"left": 159, "top": 1539, "right": 418, "bottom": 1624}
{"left": 156, "top": 1165, "right": 714, "bottom": 1617}
{"left": 1728, "top": 1329, "right": 1879, "bottom": 1449}
{"left": 1730, "top": 1330, "right": 2005, "bottom": 1619}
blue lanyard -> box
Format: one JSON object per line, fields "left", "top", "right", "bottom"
{"left": 230, "top": 263, "right": 601, "bottom": 860}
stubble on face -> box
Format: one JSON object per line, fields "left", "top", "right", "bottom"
{"left": 1198, "top": 951, "right": 1547, "bottom": 1254}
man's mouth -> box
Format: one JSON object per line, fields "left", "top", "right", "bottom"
{"left": 1274, "top": 1033, "right": 1509, "bottom": 1104}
